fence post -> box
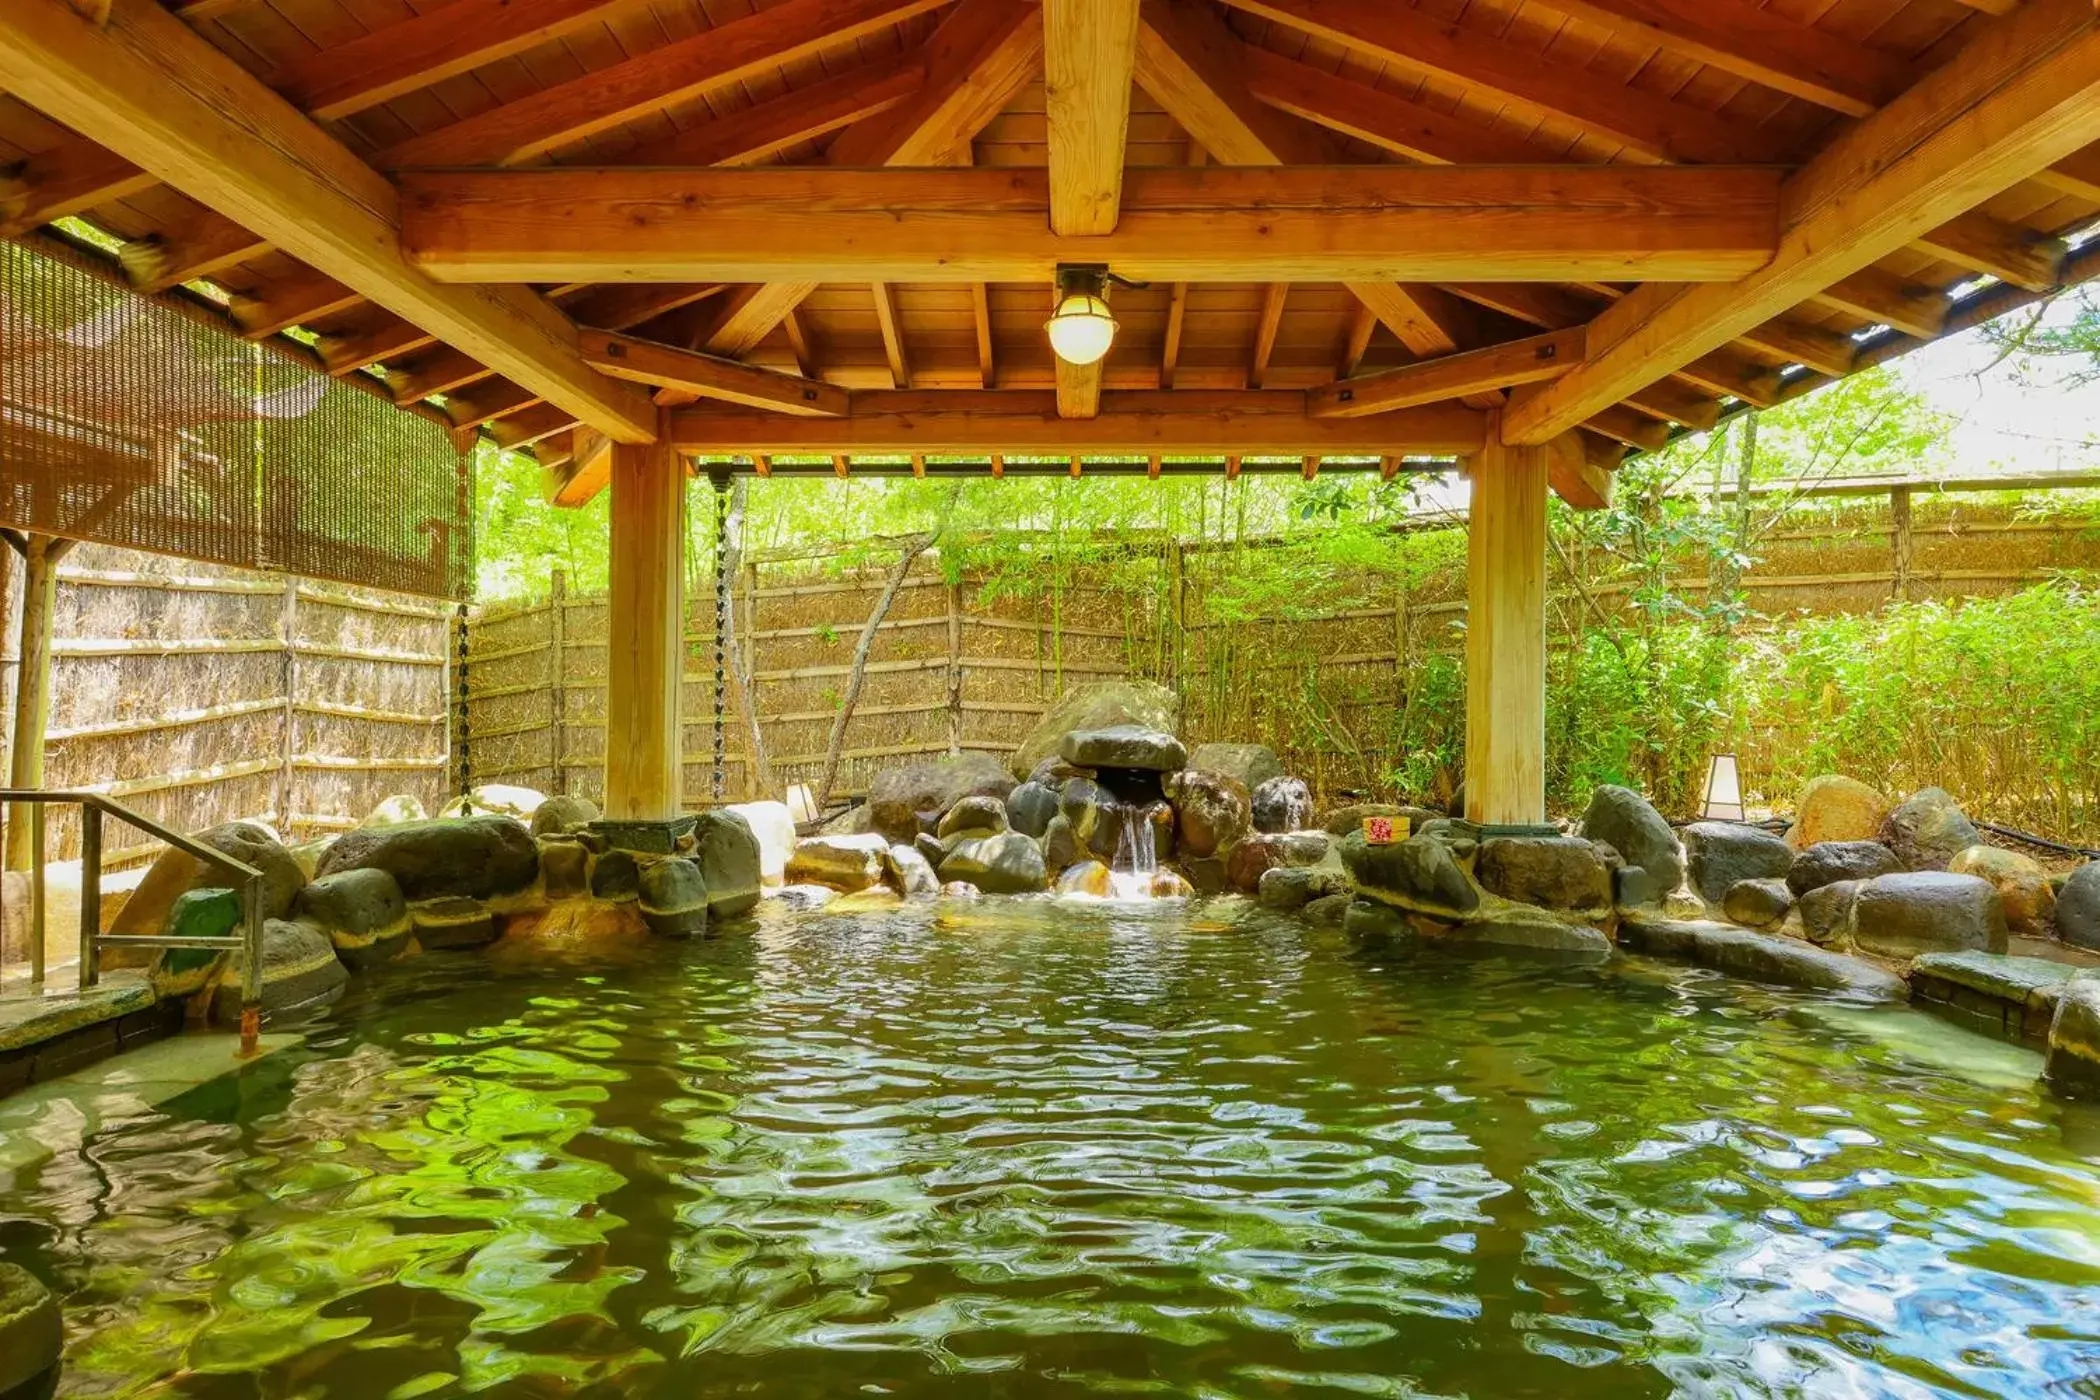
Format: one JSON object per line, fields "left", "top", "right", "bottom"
{"left": 277, "top": 577, "right": 297, "bottom": 837}
{"left": 549, "top": 569, "right": 567, "bottom": 795}
{"left": 4, "top": 534, "right": 69, "bottom": 872}
{"left": 743, "top": 560, "right": 760, "bottom": 799}
{"left": 946, "top": 579, "right": 963, "bottom": 756}
{"left": 1890, "top": 485, "right": 1914, "bottom": 602}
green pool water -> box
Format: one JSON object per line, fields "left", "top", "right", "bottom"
{"left": 5, "top": 895, "right": 2100, "bottom": 1398}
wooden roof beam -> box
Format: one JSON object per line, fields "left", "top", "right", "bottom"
{"left": 378, "top": 0, "right": 949, "bottom": 169}
{"left": 387, "top": 347, "right": 494, "bottom": 403}
{"left": 0, "top": 134, "right": 156, "bottom": 237}
{"left": 1046, "top": 0, "right": 1140, "bottom": 236}
{"left": 1912, "top": 210, "right": 2069, "bottom": 292}
{"left": 667, "top": 390, "right": 1488, "bottom": 455}
{"left": 227, "top": 271, "right": 362, "bottom": 339}
{"left": 1250, "top": 282, "right": 1288, "bottom": 389}
{"left": 869, "top": 282, "right": 912, "bottom": 391}
{"left": 580, "top": 329, "right": 848, "bottom": 416}
{"left": 1310, "top": 329, "right": 1584, "bottom": 417}
{"left": 558, "top": 283, "right": 728, "bottom": 334}
{"left": 1215, "top": 0, "right": 1794, "bottom": 163}
{"left": 272, "top": 0, "right": 647, "bottom": 122}
{"left": 0, "top": 0, "right": 656, "bottom": 443}
{"left": 1811, "top": 267, "right": 1948, "bottom": 339}
{"left": 1503, "top": 0, "right": 2100, "bottom": 445}
{"left": 118, "top": 211, "right": 265, "bottom": 292}
{"left": 402, "top": 166, "right": 1784, "bottom": 285}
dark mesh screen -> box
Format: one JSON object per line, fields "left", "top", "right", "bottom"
{"left": 2, "top": 240, "right": 471, "bottom": 598}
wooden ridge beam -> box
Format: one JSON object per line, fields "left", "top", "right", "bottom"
{"left": 0, "top": 0, "right": 653, "bottom": 440}
{"left": 401, "top": 165, "right": 1784, "bottom": 284}
{"left": 668, "top": 390, "right": 1488, "bottom": 455}
{"left": 580, "top": 329, "right": 847, "bottom": 416}
{"left": 1215, "top": 0, "right": 1794, "bottom": 163}
{"left": 1045, "top": 0, "right": 1141, "bottom": 236}
{"left": 612, "top": 55, "right": 925, "bottom": 167}
{"left": 271, "top": 0, "right": 646, "bottom": 121}
{"left": 378, "top": 0, "right": 948, "bottom": 169}
{"left": 1504, "top": 0, "right": 2100, "bottom": 446}
{"left": 1310, "top": 328, "right": 1583, "bottom": 417}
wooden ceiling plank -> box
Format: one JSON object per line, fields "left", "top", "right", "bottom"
{"left": 1912, "top": 209, "right": 2068, "bottom": 292}
{"left": 870, "top": 281, "right": 912, "bottom": 389}
{"left": 0, "top": 0, "right": 656, "bottom": 442}
{"left": 1215, "top": 0, "right": 1794, "bottom": 164}
{"left": 611, "top": 53, "right": 925, "bottom": 166}
{"left": 0, "top": 135, "right": 157, "bottom": 237}
{"left": 1045, "top": 0, "right": 1141, "bottom": 235}
{"left": 1309, "top": 328, "right": 1584, "bottom": 417}
{"left": 1502, "top": 0, "right": 2100, "bottom": 446}
{"left": 378, "top": 0, "right": 950, "bottom": 169}
{"left": 274, "top": 0, "right": 648, "bottom": 122}
{"left": 1241, "top": 45, "right": 1562, "bottom": 165}
{"left": 1528, "top": 0, "right": 1911, "bottom": 117}
{"left": 667, "top": 389, "right": 1489, "bottom": 454}
{"left": 401, "top": 165, "right": 1784, "bottom": 284}
{"left": 581, "top": 328, "right": 848, "bottom": 416}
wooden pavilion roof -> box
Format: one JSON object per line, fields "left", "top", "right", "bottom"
{"left": 2, "top": 0, "right": 2097, "bottom": 509}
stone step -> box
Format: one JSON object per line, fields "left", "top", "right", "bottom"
{"left": 1619, "top": 916, "right": 1904, "bottom": 1000}
{"left": 1910, "top": 950, "right": 2080, "bottom": 1042}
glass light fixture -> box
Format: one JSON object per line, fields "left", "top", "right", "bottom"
{"left": 1045, "top": 264, "right": 1119, "bottom": 366}
{"left": 1700, "top": 753, "right": 1744, "bottom": 821}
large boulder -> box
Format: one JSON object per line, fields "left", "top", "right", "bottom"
{"left": 723, "top": 801, "right": 796, "bottom": 887}
{"left": 590, "top": 849, "right": 639, "bottom": 901}
{"left": 938, "top": 831, "right": 1049, "bottom": 894}
{"left": 1257, "top": 865, "right": 1351, "bottom": 911}
{"left": 112, "top": 820, "right": 306, "bottom": 938}
{"left": 1227, "top": 831, "right": 1331, "bottom": 891}
{"left": 0, "top": 1263, "right": 62, "bottom": 1400}
{"left": 314, "top": 816, "right": 538, "bottom": 901}
{"left": 785, "top": 833, "right": 889, "bottom": 892}
{"left": 295, "top": 867, "right": 411, "bottom": 969}
{"left": 1060, "top": 780, "right": 1173, "bottom": 865}
{"left": 1250, "top": 776, "right": 1313, "bottom": 834}
{"left": 360, "top": 794, "right": 427, "bottom": 828}
{"left": 1682, "top": 822, "right": 1794, "bottom": 905}
{"left": 884, "top": 844, "right": 941, "bottom": 897}
{"left": 1186, "top": 743, "right": 1284, "bottom": 794}
{"left": 638, "top": 858, "right": 708, "bottom": 939}
{"left": 210, "top": 917, "right": 349, "bottom": 1025}
{"left": 410, "top": 896, "right": 499, "bottom": 948}
{"left": 1475, "top": 836, "right": 1613, "bottom": 912}
{"left": 148, "top": 887, "right": 245, "bottom": 999}
{"left": 692, "top": 811, "right": 763, "bottom": 919}
{"left": 529, "top": 794, "right": 600, "bottom": 838}
{"left": 1005, "top": 782, "right": 1060, "bottom": 839}
{"left": 1164, "top": 770, "right": 1249, "bottom": 858}
{"left": 1796, "top": 878, "right": 1862, "bottom": 947}
{"left": 1851, "top": 872, "right": 2007, "bottom": 960}
{"left": 1947, "top": 844, "right": 2054, "bottom": 935}
{"left": 1057, "top": 860, "right": 1112, "bottom": 897}
{"left": 867, "top": 752, "right": 1016, "bottom": 843}
{"left": 1448, "top": 905, "right": 1612, "bottom": 960}
{"left": 1339, "top": 831, "right": 1478, "bottom": 916}
{"left": 539, "top": 839, "right": 588, "bottom": 899}
{"left": 1041, "top": 815, "right": 1082, "bottom": 872}
{"left": 937, "top": 796, "right": 1008, "bottom": 839}
{"left": 1060, "top": 725, "right": 1187, "bottom": 773}
{"left": 2045, "top": 973, "right": 2100, "bottom": 1100}
{"left": 2058, "top": 863, "right": 2100, "bottom": 951}
{"left": 1788, "top": 840, "right": 1901, "bottom": 895}
{"left": 1722, "top": 877, "right": 1793, "bottom": 929}
{"left": 1580, "top": 786, "right": 1684, "bottom": 896}
{"left": 1618, "top": 917, "right": 1903, "bottom": 999}
{"left": 1010, "top": 680, "right": 1180, "bottom": 779}
{"left": 1879, "top": 787, "right": 1981, "bottom": 872}
{"left": 1784, "top": 775, "right": 1892, "bottom": 850}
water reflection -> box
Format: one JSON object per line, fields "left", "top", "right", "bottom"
{"left": 4, "top": 896, "right": 2099, "bottom": 1397}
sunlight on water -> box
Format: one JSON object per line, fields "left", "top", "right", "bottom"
{"left": 4, "top": 896, "right": 2100, "bottom": 1398}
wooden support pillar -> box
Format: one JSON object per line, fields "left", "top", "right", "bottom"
{"left": 604, "top": 435, "right": 686, "bottom": 820}
{"left": 5, "top": 533, "right": 70, "bottom": 870}
{"left": 1464, "top": 427, "right": 1550, "bottom": 829}
{"left": 1890, "top": 485, "right": 1914, "bottom": 602}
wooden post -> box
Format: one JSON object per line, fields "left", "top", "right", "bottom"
{"left": 4, "top": 535, "right": 68, "bottom": 871}
{"left": 1464, "top": 428, "right": 1551, "bottom": 829}
{"left": 1890, "top": 485, "right": 1914, "bottom": 602}
{"left": 946, "top": 580, "right": 963, "bottom": 756}
{"left": 604, "top": 435, "right": 686, "bottom": 820}
{"left": 277, "top": 578, "right": 298, "bottom": 837}
{"left": 741, "top": 559, "right": 760, "bottom": 799}
{"left": 549, "top": 568, "right": 568, "bottom": 795}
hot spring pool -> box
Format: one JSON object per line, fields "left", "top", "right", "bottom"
{"left": 5, "top": 895, "right": 2100, "bottom": 1397}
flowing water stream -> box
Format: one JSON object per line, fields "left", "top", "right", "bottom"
{"left": 3, "top": 896, "right": 2099, "bottom": 1397}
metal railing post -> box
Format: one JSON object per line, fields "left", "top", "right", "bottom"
{"left": 77, "top": 802, "right": 99, "bottom": 990}
{"left": 239, "top": 872, "right": 262, "bottom": 1057}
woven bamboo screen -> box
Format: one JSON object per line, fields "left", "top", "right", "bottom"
{"left": 1, "top": 239, "right": 471, "bottom": 599}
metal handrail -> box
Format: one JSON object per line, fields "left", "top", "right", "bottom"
{"left": 1, "top": 788, "right": 263, "bottom": 1056}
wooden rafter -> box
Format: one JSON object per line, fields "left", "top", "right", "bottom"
{"left": 0, "top": 135, "right": 156, "bottom": 237}
{"left": 580, "top": 329, "right": 848, "bottom": 416}
{"left": 1504, "top": 0, "right": 2100, "bottom": 445}
{"left": 611, "top": 54, "right": 926, "bottom": 167}
{"left": 1249, "top": 282, "right": 1288, "bottom": 389}
{"left": 970, "top": 284, "right": 995, "bottom": 388}
{"left": 402, "top": 166, "right": 1784, "bottom": 285}
{"left": 870, "top": 282, "right": 912, "bottom": 390}
{"left": 1913, "top": 210, "right": 2069, "bottom": 292}
{"left": 0, "top": 0, "right": 656, "bottom": 442}
{"left": 1310, "top": 329, "right": 1585, "bottom": 418}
